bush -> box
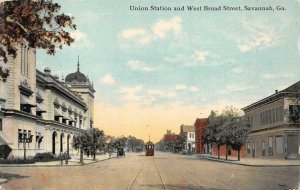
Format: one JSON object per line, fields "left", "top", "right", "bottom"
{"left": 0, "top": 159, "right": 35, "bottom": 164}
{"left": 34, "top": 152, "right": 54, "bottom": 162}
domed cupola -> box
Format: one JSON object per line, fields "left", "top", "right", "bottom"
{"left": 65, "top": 56, "right": 88, "bottom": 83}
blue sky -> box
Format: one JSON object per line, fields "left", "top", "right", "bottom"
{"left": 37, "top": 0, "right": 300, "bottom": 141}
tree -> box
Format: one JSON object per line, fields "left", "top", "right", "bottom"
{"left": 73, "top": 129, "right": 106, "bottom": 161}
{"left": 0, "top": 0, "right": 76, "bottom": 80}
{"left": 72, "top": 134, "right": 88, "bottom": 163}
{"left": 204, "top": 111, "right": 225, "bottom": 159}
{"left": 127, "top": 136, "right": 144, "bottom": 152}
{"left": 87, "top": 128, "right": 105, "bottom": 160}
{"left": 229, "top": 116, "right": 251, "bottom": 161}
{"left": 174, "top": 133, "right": 186, "bottom": 152}
{"left": 222, "top": 107, "right": 239, "bottom": 160}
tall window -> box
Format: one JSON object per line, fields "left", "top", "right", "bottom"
{"left": 262, "top": 141, "right": 265, "bottom": 156}
{"left": 275, "top": 136, "right": 283, "bottom": 154}
{"left": 268, "top": 136, "right": 273, "bottom": 156}
{"left": 0, "top": 118, "right": 2, "bottom": 131}
{"left": 247, "top": 142, "right": 250, "bottom": 154}
{"left": 20, "top": 44, "right": 29, "bottom": 77}
{"left": 260, "top": 106, "right": 284, "bottom": 125}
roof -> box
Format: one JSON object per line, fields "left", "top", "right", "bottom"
{"left": 180, "top": 125, "right": 195, "bottom": 133}
{"left": 242, "top": 80, "right": 300, "bottom": 112}
{"left": 163, "top": 134, "right": 178, "bottom": 142}
{"left": 65, "top": 70, "right": 87, "bottom": 83}
{"left": 65, "top": 60, "right": 87, "bottom": 83}
{"left": 36, "top": 70, "right": 87, "bottom": 110}
{"left": 282, "top": 81, "right": 300, "bottom": 93}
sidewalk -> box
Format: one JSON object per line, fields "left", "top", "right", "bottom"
{"left": 196, "top": 154, "right": 300, "bottom": 167}
{"left": 0, "top": 153, "right": 116, "bottom": 168}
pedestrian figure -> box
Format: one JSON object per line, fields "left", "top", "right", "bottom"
{"left": 60, "top": 152, "right": 63, "bottom": 165}
{"left": 64, "top": 151, "right": 68, "bottom": 165}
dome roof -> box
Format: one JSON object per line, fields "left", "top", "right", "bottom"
{"left": 65, "top": 70, "right": 87, "bottom": 83}
{"left": 65, "top": 57, "right": 87, "bottom": 83}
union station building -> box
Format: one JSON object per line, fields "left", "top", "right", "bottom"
{"left": 0, "top": 43, "right": 95, "bottom": 159}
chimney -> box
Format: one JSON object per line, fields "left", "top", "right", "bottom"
{"left": 275, "top": 90, "right": 278, "bottom": 94}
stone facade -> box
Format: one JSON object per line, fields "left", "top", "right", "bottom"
{"left": 242, "top": 82, "right": 300, "bottom": 159}
{"left": 0, "top": 45, "right": 95, "bottom": 159}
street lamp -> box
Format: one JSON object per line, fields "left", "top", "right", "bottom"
{"left": 18, "top": 131, "right": 33, "bottom": 160}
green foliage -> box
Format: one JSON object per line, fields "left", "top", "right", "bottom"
{"left": 72, "top": 128, "right": 106, "bottom": 160}
{"left": 204, "top": 107, "right": 251, "bottom": 159}
{"left": 0, "top": 0, "right": 76, "bottom": 79}
{"left": 127, "top": 136, "right": 144, "bottom": 151}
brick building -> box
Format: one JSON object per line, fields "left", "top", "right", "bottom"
{"left": 194, "top": 118, "right": 209, "bottom": 154}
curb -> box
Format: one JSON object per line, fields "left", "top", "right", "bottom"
{"left": 0, "top": 156, "right": 117, "bottom": 168}
{"left": 198, "top": 156, "right": 300, "bottom": 167}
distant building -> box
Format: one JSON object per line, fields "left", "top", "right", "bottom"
{"left": 180, "top": 124, "right": 195, "bottom": 153}
{"left": 242, "top": 81, "right": 300, "bottom": 159}
{"left": 0, "top": 43, "right": 95, "bottom": 159}
{"left": 194, "top": 118, "right": 209, "bottom": 154}
{"left": 159, "top": 130, "right": 178, "bottom": 152}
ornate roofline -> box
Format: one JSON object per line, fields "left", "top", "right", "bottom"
{"left": 36, "top": 69, "right": 88, "bottom": 111}
{"left": 242, "top": 81, "right": 300, "bottom": 112}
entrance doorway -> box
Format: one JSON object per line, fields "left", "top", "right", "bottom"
{"left": 287, "top": 134, "right": 298, "bottom": 159}
{"left": 52, "top": 131, "right": 57, "bottom": 155}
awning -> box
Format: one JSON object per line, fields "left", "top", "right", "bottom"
{"left": 54, "top": 109, "right": 63, "bottom": 117}
{"left": 20, "top": 95, "right": 36, "bottom": 107}
{"left": 62, "top": 115, "right": 69, "bottom": 120}
{"left": 68, "top": 115, "right": 76, "bottom": 122}
{"left": 36, "top": 104, "right": 47, "bottom": 113}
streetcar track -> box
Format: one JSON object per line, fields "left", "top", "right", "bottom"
{"left": 127, "top": 156, "right": 167, "bottom": 190}
{"left": 154, "top": 157, "right": 167, "bottom": 190}
{"left": 127, "top": 159, "right": 144, "bottom": 190}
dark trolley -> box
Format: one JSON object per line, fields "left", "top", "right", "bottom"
{"left": 145, "top": 141, "right": 154, "bottom": 156}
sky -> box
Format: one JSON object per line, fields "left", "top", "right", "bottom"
{"left": 37, "top": 0, "right": 300, "bottom": 142}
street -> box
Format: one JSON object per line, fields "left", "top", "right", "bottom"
{"left": 0, "top": 152, "right": 299, "bottom": 190}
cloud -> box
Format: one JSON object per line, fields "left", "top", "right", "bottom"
{"left": 261, "top": 72, "right": 295, "bottom": 80}
{"left": 127, "top": 60, "right": 157, "bottom": 72}
{"left": 234, "top": 22, "right": 280, "bottom": 52}
{"left": 70, "top": 30, "right": 94, "bottom": 49}
{"left": 119, "top": 16, "right": 183, "bottom": 46}
{"left": 231, "top": 67, "right": 245, "bottom": 74}
{"left": 175, "top": 85, "right": 199, "bottom": 92}
{"left": 120, "top": 29, "right": 152, "bottom": 45}
{"left": 223, "top": 84, "right": 254, "bottom": 93}
{"left": 164, "top": 50, "right": 232, "bottom": 67}
{"left": 119, "top": 85, "right": 144, "bottom": 102}
{"left": 100, "top": 74, "right": 115, "bottom": 85}
{"left": 152, "top": 16, "right": 182, "bottom": 39}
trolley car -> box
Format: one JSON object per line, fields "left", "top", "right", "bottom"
{"left": 145, "top": 141, "right": 154, "bottom": 156}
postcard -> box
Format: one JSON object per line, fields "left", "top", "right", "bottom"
{"left": 0, "top": 0, "right": 299, "bottom": 189}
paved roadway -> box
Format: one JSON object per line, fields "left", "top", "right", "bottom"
{"left": 0, "top": 152, "right": 299, "bottom": 190}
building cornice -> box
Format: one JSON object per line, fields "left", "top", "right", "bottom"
{"left": 242, "top": 92, "right": 299, "bottom": 112}
{"left": 2, "top": 109, "right": 86, "bottom": 134}
{"left": 36, "top": 70, "right": 88, "bottom": 111}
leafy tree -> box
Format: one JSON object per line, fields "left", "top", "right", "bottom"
{"left": 0, "top": 0, "right": 76, "bottom": 80}
{"left": 72, "top": 134, "right": 88, "bottom": 163}
{"left": 127, "top": 136, "right": 144, "bottom": 152}
{"left": 204, "top": 111, "right": 225, "bottom": 159}
{"left": 222, "top": 107, "right": 239, "bottom": 160}
{"left": 87, "top": 128, "right": 105, "bottom": 160}
{"left": 73, "top": 129, "right": 106, "bottom": 161}
{"left": 112, "top": 136, "right": 127, "bottom": 149}
{"left": 174, "top": 133, "right": 186, "bottom": 152}
{"left": 229, "top": 116, "right": 251, "bottom": 161}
